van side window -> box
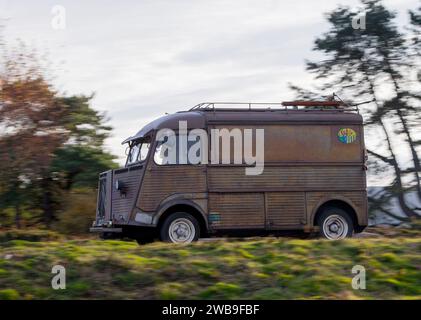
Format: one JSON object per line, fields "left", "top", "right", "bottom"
{"left": 139, "top": 143, "right": 150, "bottom": 161}
{"left": 154, "top": 133, "right": 204, "bottom": 165}
{"left": 127, "top": 141, "right": 150, "bottom": 165}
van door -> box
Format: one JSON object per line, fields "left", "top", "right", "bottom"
{"left": 265, "top": 192, "right": 306, "bottom": 229}
{"left": 207, "top": 192, "right": 265, "bottom": 230}
{"left": 137, "top": 132, "right": 207, "bottom": 213}
{"left": 207, "top": 124, "right": 265, "bottom": 230}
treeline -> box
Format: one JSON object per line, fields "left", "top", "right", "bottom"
{"left": 292, "top": 0, "right": 421, "bottom": 222}
{"left": 0, "top": 42, "right": 117, "bottom": 233}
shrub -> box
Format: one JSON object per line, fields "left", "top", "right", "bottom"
{"left": 53, "top": 189, "right": 97, "bottom": 235}
{"left": 0, "top": 289, "right": 20, "bottom": 300}
{"left": 0, "top": 228, "right": 62, "bottom": 242}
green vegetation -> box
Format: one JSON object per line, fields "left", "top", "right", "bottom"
{"left": 0, "top": 235, "right": 419, "bottom": 300}
{"left": 0, "top": 44, "right": 117, "bottom": 231}
{"left": 0, "top": 229, "right": 63, "bottom": 243}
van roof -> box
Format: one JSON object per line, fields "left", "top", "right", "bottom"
{"left": 122, "top": 103, "right": 363, "bottom": 144}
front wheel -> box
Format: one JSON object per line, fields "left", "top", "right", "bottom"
{"left": 317, "top": 207, "right": 353, "bottom": 240}
{"left": 160, "top": 212, "right": 200, "bottom": 244}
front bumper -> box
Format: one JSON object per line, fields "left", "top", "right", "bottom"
{"left": 90, "top": 226, "right": 122, "bottom": 233}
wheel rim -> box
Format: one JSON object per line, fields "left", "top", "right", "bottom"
{"left": 168, "top": 218, "right": 195, "bottom": 243}
{"left": 322, "top": 214, "right": 348, "bottom": 240}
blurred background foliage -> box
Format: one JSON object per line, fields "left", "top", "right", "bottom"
{"left": 0, "top": 40, "right": 118, "bottom": 233}
{"left": 53, "top": 189, "right": 98, "bottom": 235}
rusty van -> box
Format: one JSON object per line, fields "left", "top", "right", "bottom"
{"left": 90, "top": 100, "right": 368, "bottom": 243}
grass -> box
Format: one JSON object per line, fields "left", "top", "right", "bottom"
{"left": 0, "top": 231, "right": 420, "bottom": 299}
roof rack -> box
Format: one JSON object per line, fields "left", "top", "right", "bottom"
{"left": 189, "top": 97, "right": 359, "bottom": 113}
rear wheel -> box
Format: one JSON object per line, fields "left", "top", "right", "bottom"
{"left": 160, "top": 212, "right": 200, "bottom": 244}
{"left": 317, "top": 207, "right": 353, "bottom": 240}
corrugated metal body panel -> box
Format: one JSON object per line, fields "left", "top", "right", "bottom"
{"left": 138, "top": 165, "right": 207, "bottom": 211}
{"left": 112, "top": 167, "right": 143, "bottom": 224}
{"left": 208, "top": 166, "right": 365, "bottom": 192}
{"left": 266, "top": 192, "right": 305, "bottom": 227}
{"left": 208, "top": 193, "right": 265, "bottom": 229}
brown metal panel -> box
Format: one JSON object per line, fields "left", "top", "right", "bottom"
{"left": 208, "top": 193, "right": 265, "bottom": 229}
{"left": 138, "top": 165, "right": 207, "bottom": 211}
{"left": 209, "top": 124, "right": 362, "bottom": 163}
{"left": 112, "top": 168, "right": 143, "bottom": 224}
{"left": 208, "top": 166, "right": 365, "bottom": 192}
{"left": 266, "top": 192, "right": 306, "bottom": 228}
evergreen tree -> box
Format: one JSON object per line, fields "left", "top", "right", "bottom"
{"left": 291, "top": 0, "right": 421, "bottom": 220}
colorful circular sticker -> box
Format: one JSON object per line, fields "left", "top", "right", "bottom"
{"left": 338, "top": 128, "right": 357, "bottom": 144}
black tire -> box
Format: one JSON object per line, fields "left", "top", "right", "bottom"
{"left": 317, "top": 207, "right": 353, "bottom": 240}
{"left": 100, "top": 232, "right": 118, "bottom": 240}
{"left": 160, "top": 212, "right": 200, "bottom": 243}
{"left": 133, "top": 228, "right": 157, "bottom": 245}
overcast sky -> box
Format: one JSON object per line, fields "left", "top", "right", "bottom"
{"left": 0, "top": 0, "right": 419, "bottom": 175}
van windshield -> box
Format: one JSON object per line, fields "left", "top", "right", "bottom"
{"left": 126, "top": 140, "right": 150, "bottom": 165}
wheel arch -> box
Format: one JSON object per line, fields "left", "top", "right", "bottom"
{"left": 311, "top": 198, "right": 359, "bottom": 229}
{"left": 154, "top": 200, "right": 208, "bottom": 237}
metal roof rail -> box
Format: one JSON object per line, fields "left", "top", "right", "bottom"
{"left": 189, "top": 93, "right": 363, "bottom": 113}
{"left": 190, "top": 102, "right": 286, "bottom": 111}
{"left": 189, "top": 99, "right": 359, "bottom": 112}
